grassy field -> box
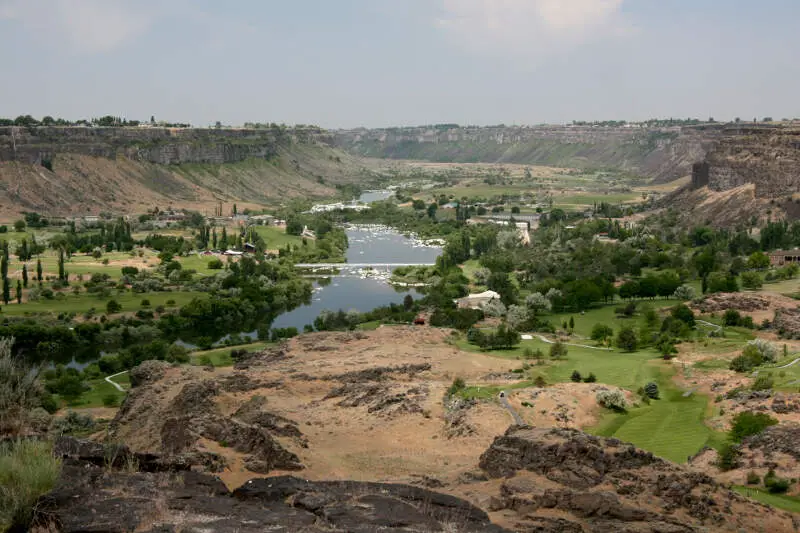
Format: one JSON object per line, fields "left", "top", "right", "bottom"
{"left": 253, "top": 226, "right": 309, "bottom": 250}
{"left": 552, "top": 193, "right": 640, "bottom": 206}
{"left": 61, "top": 372, "right": 131, "bottom": 409}
{"left": 2, "top": 290, "right": 200, "bottom": 316}
{"left": 190, "top": 341, "right": 272, "bottom": 367}
{"left": 550, "top": 299, "right": 683, "bottom": 339}
{"left": 9, "top": 251, "right": 159, "bottom": 281}
{"left": 733, "top": 486, "right": 800, "bottom": 514}
{"left": 455, "top": 336, "right": 660, "bottom": 391}
{"left": 590, "top": 366, "right": 727, "bottom": 463}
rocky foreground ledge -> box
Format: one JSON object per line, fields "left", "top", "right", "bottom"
{"left": 32, "top": 438, "right": 507, "bottom": 533}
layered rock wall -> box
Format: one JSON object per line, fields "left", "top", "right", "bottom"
{"left": 0, "top": 125, "right": 333, "bottom": 166}
{"left": 699, "top": 125, "right": 800, "bottom": 197}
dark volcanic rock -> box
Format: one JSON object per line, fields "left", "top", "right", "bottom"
{"left": 34, "top": 452, "right": 509, "bottom": 533}
{"left": 129, "top": 360, "right": 171, "bottom": 387}
{"left": 476, "top": 426, "right": 797, "bottom": 533}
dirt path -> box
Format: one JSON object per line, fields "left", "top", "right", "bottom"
{"left": 499, "top": 392, "right": 524, "bottom": 425}
{"left": 533, "top": 334, "right": 611, "bottom": 351}
{"left": 105, "top": 371, "right": 128, "bottom": 392}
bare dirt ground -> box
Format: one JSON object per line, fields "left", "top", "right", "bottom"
{"left": 110, "top": 326, "right": 609, "bottom": 491}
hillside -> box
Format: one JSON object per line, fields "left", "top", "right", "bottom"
{"left": 0, "top": 126, "right": 373, "bottom": 217}
{"left": 335, "top": 125, "right": 712, "bottom": 182}
{"left": 33, "top": 327, "right": 800, "bottom": 532}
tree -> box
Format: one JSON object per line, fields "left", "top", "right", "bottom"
{"left": 671, "top": 304, "right": 695, "bottom": 328}
{"left": 36, "top": 258, "right": 43, "bottom": 282}
{"left": 550, "top": 341, "right": 568, "bottom": 359}
{"left": 590, "top": 323, "right": 614, "bottom": 343}
{"left": 740, "top": 271, "right": 763, "bottom": 290}
{"left": 723, "top": 309, "right": 742, "bottom": 326}
{"left": 616, "top": 326, "right": 638, "bottom": 352}
{"left": 13, "top": 220, "right": 26, "bottom": 233}
{"left": 570, "top": 370, "right": 582, "bottom": 382}
{"left": 412, "top": 199, "right": 426, "bottom": 210}
{"left": 427, "top": 202, "right": 438, "bottom": 220}
{"left": 730, "top": 411, "right": 778, "bottom": 442}
{"left": 511, "top": 206, "right": 521, "bottom": 214}
{"left": 106, "top": 299, "right": 122, "bottom": 314}
{"left": 747, "top": 251, "right": 770, "bottom": 270}
{"left": 403, "top": 294, "right": 414, "bottom": 311}
{"left": 584, "top": 373, "right": 597, "bottom": 383}
{"left": 57, "top": 247, "right": 66, "bottom": 281}
{"left": 596, "top": 390, "right": 626, "bottom": 411}
{"left": 2, "top": 276, "right": 9, "bottom": 305}
{"left": 21, "top": 264, "right": 28, "bottom": 288}
{"left": 506, "top": 305, "right": 529, "bottom": 330}
{"left": 643, "top": 382, "right": 659, "bottom": 399}
{"left": 568, "top": 316, "right": 575, "bottom": 331}
{"left": 525, "top": 292, "right": 552, "bottom": 314}
{"left": 15, "top": 279, "right": 21, "bottom": 304}
{"left": 673, "top": 285, "right": 696, "bottom": 301}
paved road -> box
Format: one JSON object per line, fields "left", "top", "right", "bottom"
{"left": 498, "top": 392, "right": 524, "bottom": 426}
{"left": 533, "top": 335, "right": 612, "bottom": 351}
{"left": 105, "top": 371, "right": 128, "bottom": 392}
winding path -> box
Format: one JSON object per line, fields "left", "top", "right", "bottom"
{"left": 696, "top": 319, "right": 723, "bottom": 333}
{"left": 498, "top": 392, "right": 524, "bottom": 426}
{"left": 532, "top": 334, "right": 612, "bottom": 351}
{"left": 105, "top": 371, "right": 128, "bottom": 392}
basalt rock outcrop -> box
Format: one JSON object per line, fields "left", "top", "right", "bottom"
{"left": 475, "top": 426, "right": 798, "bottom": 532}
{"left": 33, "top": 448, "right": 508, "bottom": 533}
{"left": 693, "top": 125, "right": 800, "bottom": 198}
{"left": 336, "top": 125, "right": 711, "bottom": 183}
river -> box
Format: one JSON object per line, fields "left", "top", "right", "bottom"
{"left": 271, "top": 225, "right": 441, "bottom": 330}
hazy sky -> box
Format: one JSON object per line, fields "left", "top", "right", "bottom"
{"left": 0, "top": 0, "right": 798, "bottom": 128}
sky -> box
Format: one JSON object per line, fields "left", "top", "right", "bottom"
{"left": 0, "top": 0, "right": 798, "bottom": 128}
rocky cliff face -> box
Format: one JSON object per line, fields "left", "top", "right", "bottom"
{"left": 335, "top": 125, "right": 713, "bottom": 182}
{"left": 692, "top": 125, "right": 800, "bottom": 198}
{"left": 0, "top": 126, "right": 365, "bottom": 216}
{"left": 0, "top": 125, "right": 332, "bottom": 166}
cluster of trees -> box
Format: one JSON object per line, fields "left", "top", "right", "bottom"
{"left": 0, "top": 115, "right": 190, "bottom": 128}
{"left": 466, "top": 325, "right": 521, "bottom": 351}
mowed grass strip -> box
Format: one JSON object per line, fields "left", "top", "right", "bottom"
{"left": 2, "top": 290, "right": 201, "bottom": 316}
{"left": 591, "top": 366, "right": 726, "bottom": 463}
{"left": 733, "top": 486, "right": 800, "bottom": 515}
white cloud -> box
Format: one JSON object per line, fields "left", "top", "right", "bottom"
{"left": 436, "top": 0, "right": 631, "bottom": 60}
{"left": 0, "top": 0, "right": 157, "bottom": 54}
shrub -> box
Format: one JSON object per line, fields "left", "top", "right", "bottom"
{"left": 764, "top": 470, "right": 791, "bottom": 494}
{"left": 723, "top": 309, "right": 742, "bottom": 326}
{"left": 570, "top": 370, "right": 582, "bottom": 383}
{"left": 0, "top": 339, "right": 45, "bottom": 435}
{"left": 198, "top": 355, "right": 213, "bottom": 367}
{"left": 106, "top": 299, "right": 122, "bottom": 314}
{"left": 208, "top": 258, "right": 224, "bottom": 270}
{"left": 0, "top": 440, "right": 62, "bottom": 531}
{"left": 533, "top": 376, "right": 547, "bottom": 388}
{"left": 121, "top": 266, "right": 139, "bottom": 276}
{"left": 583, "top": 373, "right": 597, "bottom": 383}
{"left": 447, "top": 377, "right": 466, "bottom": 397}
{"left": 717, "top": 443, "right": 740, "bottom": 471}
{"left": 730, "top": 411, "right": 778, "bottom": 442}
{"left": 590, "top": 323, "right": 613, "bottom": 343}
{"left": 643, "top": 382, "right": 660, "bottom": 399}
{"left": 616, "top": 326, "right": 638, "bottom": 352}
{"left": 746, "top": 471, "right": 761, "bottom": 485}
{"left": 751, "top": 373, "right": 774, "bottom": 391}
{"left": 140, "top": 299, "right": 151, "bottom": 308}
{"left": 673, "top": 285, "right": 696, "bottom": 301}
{"left": 596, "top": 390, "right": 627, "bottom": 411}
{"left": 102, "top": 393, "right": 118, "bottom": 407}
{"left": 549, "top": 341, "right": 568, "bottom": 359}
{"left": 53, "top": 411, "right": 95, "bottom": 434}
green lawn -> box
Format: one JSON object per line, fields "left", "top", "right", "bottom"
{"left": 455, "top": 337, "right": 660, "bottom": 391}
{"left": 253, "top": 226, "right": 309, "bottom": 250}
{"left": 552, "top": 193, "right": 639, "bottom": 206}
{"left": 62, "top": 373, "right": 131, "bottom": 409}
{"left": 733, "top": 486, "right": 800, "bottom": 514}
{"left": 3, "top": 290, "right": 201, "bottom": 316}
{"left": 550, "top": 299, "right": 683, "bottom": 339}
{"left": 190, "top": 341, "right": 272, "bottom": 367}
{"left": 590, "top": 366, "right": 727, "bottom": 463}
{"left": 11, "top": 251, "right": 158, "bottom": 281}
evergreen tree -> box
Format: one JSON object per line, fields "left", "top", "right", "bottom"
{"left": 21, "top": 264, "right": 27, "bottom": 288}
{"left": 58, "top": 247, "right": 66, "bottom": 281}
{"left": 220, "top": 228, "right": 229, "bottom": 250}
{"left": 15, "top": 279, "right": 21, "bottom": 304}
{"left": 0, "top": 253, "right": 7, "bottom": 281}
{"left": 36, "top": 258, "right": 43, "bottom": 281}
{"left": 3, "top": 277, "right": 10, "bottom": 305}
{"left": 212, "top": 228, "right": 218, "bottom": 249}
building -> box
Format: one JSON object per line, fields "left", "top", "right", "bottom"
{"left": 769, "top": 249, "right": 800, "bottom": 266}
{"left": 456, "top": 290, "right": 501, "bottom": 310}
